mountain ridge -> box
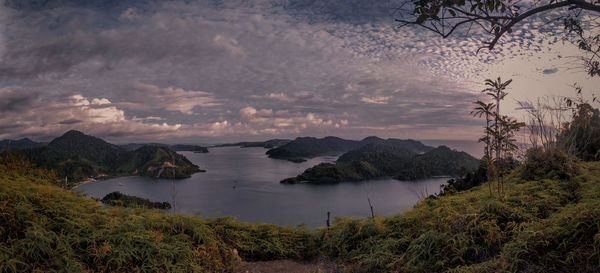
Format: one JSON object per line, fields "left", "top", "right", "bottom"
{"left": 19, "top": 130, "right": 202, "bottom": 185}
{"left": 266, "top": 136, "right": 431, "bottom": 162}
{"left": 281, "top": 142, "right": 479, "bottom": 184}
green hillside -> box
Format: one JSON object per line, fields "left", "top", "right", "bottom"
{"left": 0, "top": 157, "right": 317, "bottom": 273}
{"left": 20, "top": 130, "right": 202, "bottom": 185}
{"left": 2, "top": 151, "right": 600, "bottom": 272}
{"left": 266, "top": 136, "right": 432, "bottom": 163}
{"left": 282, "top": 145, "right": 479, "bottom": 184}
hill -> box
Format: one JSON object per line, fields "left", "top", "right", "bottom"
{"left": 2, "top": 148, "right": 600, "bottom": 272}
{"left": 281, "top": 144, "right": 479, "bottom": 184}
{"left": 121, "top": 143, "right": 209, "bottom": 153}
{"left": 20, "top": 130, "right": 202, "bottom": 185}
{"left": 0, "top": 158, "right": 317, "bottom": 272}
{"left": 0, "top": 138, "right": 45, "bottom": 151}
{"left": 266, "top": 136, "right": 431, "bottom": 162}
{"left": 101, "top": 191, "right": 171, "bottom": 209}
{"left": 215, "top": 139, "right": 291, "bottom": 149}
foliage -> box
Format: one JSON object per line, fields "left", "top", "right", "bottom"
{"left": 520, "top": 147, "right": 580, "bottom": 181}
{"left": 321, "top": 162, "right": 600, "bottom": 272}
{"left": 120, "top": 143, "right": 209, "bottom": 153}
{"left": 215, "top": 139, "right": 291, "bottom": 149}
{"left": 559, "top": 103, "right": 600, "bottom": 161}
{"left": 2, "top": 152, "right": 600, "bottom": 272}
{"left": 0, "top": 138, "right": 44, "bottom": 152}
{"left": 396, "top": 146, "right": 480, "bottom": 180}
{"left": 266, "top": 136, "right": 431, "bottom": 162}
{"left": 441, "top": 161, "right": 488, "bottom": 195}
{"left": 0, "top": 161, "right": 318, "bottom": 273}
{"left": 395, "top": 0, "right": 600, "bottom": 58}
{"left": 471, "top": 78, "right": 525, "bottom": 194}
{"left": 101, "top": 191, "right": 172, "bottom": 210}
{"left": 19, "top": 130, "right": 202, "bottom": 185}
{"left": 282, "top": 145, "right": 479, "bottom": 184}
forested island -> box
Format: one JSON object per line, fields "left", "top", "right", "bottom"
{"left": 101, "top": 191, "right": 172, "bottom": 209}
{"left": 281, "top": 141, "right": 479, "bottom": 184}
{"left": 120, "top": 143, "right": 209, "bottom": 153}
{"left": 266, "top": 136, "right": 431, "bottom": 162}
{"left": 214, "top": 139, "right": 291, "bottom": 149}
{"left": 9, "top": 130, "right": 203, "bottom": 186}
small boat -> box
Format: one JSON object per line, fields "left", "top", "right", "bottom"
{"left": 118, "top": 182, "right": 124, "bottom": 186}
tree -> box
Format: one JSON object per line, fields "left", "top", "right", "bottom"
{"left": 470, "top": 100, "right": 495, "bottom": 194}
{"left": 472, "top": 78, "right": 524, "bottom": 194}
{"left": 395, "top": 0, "right": 600, "bottom": 76}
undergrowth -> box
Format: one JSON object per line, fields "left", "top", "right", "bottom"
{"left": 0, "top": 156, "right": 317, "bottom": 273}
{"left": 2, "top": 154, "right": 600, "bottom": 272}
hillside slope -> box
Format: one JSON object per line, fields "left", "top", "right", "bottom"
{"left": 2, "top": 156, "right": 600, "bottom": 272}
{"left": 21, "top": 130, "right": 201, "bottom": 184}
{"left": 282, "top": 145, "right": 479, "bottom": 184}
{"left": 267, "top": 136, "right": 431, "bottom": 162}
{"left": 0, "top": 158, "right": 317, "bottom": 273}
{"left": 0, "top": 138, "right": 45, "bottom": 151}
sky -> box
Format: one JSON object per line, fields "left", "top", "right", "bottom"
{"left": 0, "top": 0, "right": 598, "bottom": 144}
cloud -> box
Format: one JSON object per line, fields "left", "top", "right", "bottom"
{"left": 0, "top": 0, "right": 593, "bottom": 142}
{"left": 213, "top": 34, "right": 245, "bottom": 56}
{"left": 0, "top": 87, "right": 182, "bottom": 141}
{"left": 57, "top": 118, "right": 83, "bottom": 125}
{"left": 542, "top": 68, "right": 559, "bottom": 74}
{"left": 360, "top": 96, "right": 391, "bottom": 104}
{"left": 118, "top": 82, "right": 220, "bottom": 115}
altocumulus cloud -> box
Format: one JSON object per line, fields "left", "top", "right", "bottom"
{"left": 0, "top": 0, "right": 587, "bottom": 142}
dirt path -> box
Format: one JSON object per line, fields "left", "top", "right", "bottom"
{"left": 234, "top": 257, "right": 349, "bottom": 273}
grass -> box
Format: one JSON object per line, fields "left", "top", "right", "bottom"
{"left": 321, "top": 162, "right": 600, "bottom": 272}
{"left": 2, "top": 154, "right": 600, "bottom": 272}
{"left": 0, "top": 157, "right": 318, "bottom": 272}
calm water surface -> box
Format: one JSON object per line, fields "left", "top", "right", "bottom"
{"left": 75, "top": 147, "right": 446, "bottom": 228}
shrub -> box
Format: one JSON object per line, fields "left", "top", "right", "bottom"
{"left": 520, "top": 147, "right": 579, "bottom": 181}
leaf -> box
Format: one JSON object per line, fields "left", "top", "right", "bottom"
{"left": 448, "top": 9, "right": 457, "bottom": 16}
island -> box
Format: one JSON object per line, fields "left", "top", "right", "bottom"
{"left": 281, "top": 141, "right": 479, "bottom": 184}
{"left": 0, "top": 138, "right": 45, "bottom": 151}
{"left": 266, "top": 136, "right": 432, "bottom": 163}
{"left": 19, "top": 130, "right": 204, "bottom": 186}
{"left": 101, "top": 191, "right": 172, "bottom": 209}
{"left": 120, "top": 143, "right": 209, "bottom": 153}
{"left": 214, "top": 139, "right": 291, "bottom": 149}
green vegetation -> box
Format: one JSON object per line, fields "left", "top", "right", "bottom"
{"left": 101, "top": 191, "right": 172, "bottom": 210}
{"left": 266, "top": 136, "right": 431, "bottom": 162}
{"left": 121, "top": 143, "right": 209, "bottom": 153}
{"left": 0, "top": 138, "right": 45, "bottom": 152}
{"left": 214, "top": 139, "right": 291, "bottom": 149}
{"left": 3, "top": 147, "right": 600, "bottom": 272}
{"left": 282, "top": 144, "right": 479, "bottom": 184}
{"left": 19, "top": 130, "right": 202, "bottom": 185}
{"left": 0, "top": 156, "right": 317, "bottom": 273}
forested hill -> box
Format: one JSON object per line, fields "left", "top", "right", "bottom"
{"left": 266, "top": 136, "right": 432, "bottom": 162}
{"left": 0, "top": 138, "right": 45, "bottom": 151}
{"left": 281, "top": 144, "right": 479, "bottom": 184}
{"left": 20, "top": 130, "right": 201, "bottom": 185}
{"left": 214, "top": 139, "right": 291, "bottom": 149}
{"left": 120, "top": 143, "right": 209, "bottom": 153}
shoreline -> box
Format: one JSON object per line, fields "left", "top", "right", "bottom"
{"left": 71, "top": 178, "right": 97, "bottom": 189}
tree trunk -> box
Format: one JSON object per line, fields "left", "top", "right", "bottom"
{"left": 368, "top": 198, "right": 375, "bottom": 220}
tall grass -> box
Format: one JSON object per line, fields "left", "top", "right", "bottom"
{"left": 0, "top": 155, "right": 317, "bottom": 273}
{"left": 2, "top": 154, "right": 600, "bottom": 272}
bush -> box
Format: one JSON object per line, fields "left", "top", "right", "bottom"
{"left": 520, "top": 147, "right": 579, "bottom": 181}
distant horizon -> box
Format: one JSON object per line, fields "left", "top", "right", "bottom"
{"left": 3, "top": 130, "right": 485, "bottom": 158}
